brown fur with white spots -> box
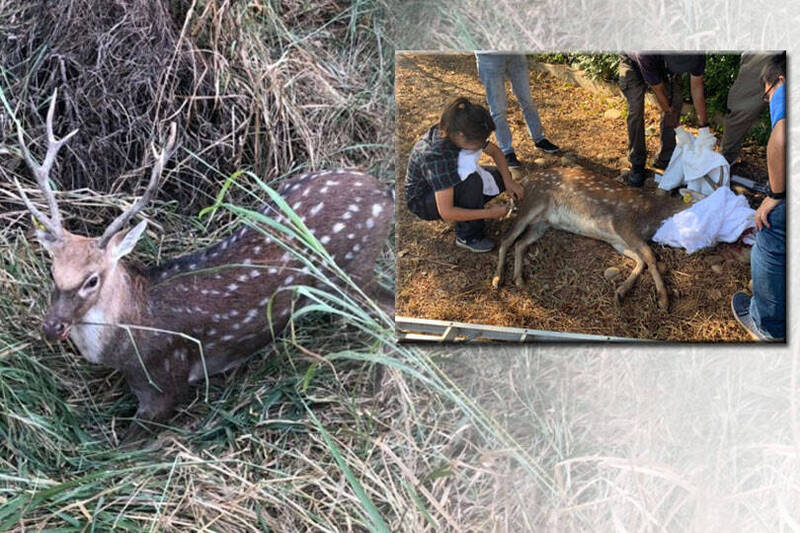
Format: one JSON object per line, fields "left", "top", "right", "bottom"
{"left": 492, "top": 167, "right": 699, "bottom": 311}
{"left": 16, "top": 93, "right": 393, "bottom": 442}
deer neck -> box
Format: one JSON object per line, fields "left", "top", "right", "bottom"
{"left": 638, "top": 195, "right": 687, "bottom": 240}
{"left": 70, "top": 262, "right": 147, "bottom": 365}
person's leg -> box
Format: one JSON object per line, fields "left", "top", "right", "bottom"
{"left": 656, "top": 73, "right": 682, "bottom": 166}
{"left": 749, "top": 201, "right": 786, "bottom": 339}
{"left": 407, "top": 190, "right": 442, "bottom": 221}
{"left": 506, "top": 54, "right": 545, "bottom": 143}
{"left": 452, "top": 172, "right": 488, "bottom": 241}
{"left": 619, "top": 56, "right": 647, "bottom": 184}
{"left": 619, "top": 57, "right": 647, "bottom": 169}
{"left": 721, "top": 53, "right": 773, "bottom": 164}
{"left": 477, "top": 54, "right": 513, "bottom": 154}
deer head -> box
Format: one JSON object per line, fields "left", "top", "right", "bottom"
{"left": 15, "top": 90, "right": 176, "bottom": 342}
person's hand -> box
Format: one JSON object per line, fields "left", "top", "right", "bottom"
{"left": 663, "top": 108, "right": 680, "bottom": 129}
{"left": 488, "top": 204, "right": 510, "bottom": 220}
{"left": 754, "top": 196, "right": 782, "bottom": 230}
{"left": 506, "top": 180, "right": 524, "bottom": 201}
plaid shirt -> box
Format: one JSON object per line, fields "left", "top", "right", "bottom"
{"left": 405, "top": 125, "right": 462, "bottom": 206}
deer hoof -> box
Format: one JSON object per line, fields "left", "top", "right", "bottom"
{"left": 491, "top": 276, "right": 501, "bottom": 289}
{"left": 514, "top": 277, "right": 524, "bottom": 288}
{"left": 658, "top": 297, "right": 669, "bottom": 312}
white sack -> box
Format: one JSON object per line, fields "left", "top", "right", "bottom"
{"left": 655, "top": 126, "right": 730, "bottom": 196}
{"left": 653, "top": 186, "right": 755, "bottom": 253}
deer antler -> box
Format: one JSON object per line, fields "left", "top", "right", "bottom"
{"left": 15, "top": 89, "right": 78, "bottom": 240}
{"left": 98, "top": 122, "right": 177, "bottom": 249}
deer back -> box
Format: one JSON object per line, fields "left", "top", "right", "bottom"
{"left": 132, "top": 170, "right": 393, "bottom": 384}
{"left": 518, "top": 167, "right": 686, "bottom": 242}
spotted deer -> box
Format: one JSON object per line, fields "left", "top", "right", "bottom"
{"left": 491, "top": 167, "right": 699, "bottom": 311}
{"left": 14, "top": 91, "right": 393, "bottom": 441}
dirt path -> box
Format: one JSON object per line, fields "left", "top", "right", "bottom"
{"left": 395, "top": 53, "right": 766, "bottom": 342}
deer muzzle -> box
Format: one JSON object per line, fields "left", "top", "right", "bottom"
{"left": 42, "top": 316, "right": 71, "bottom": 342}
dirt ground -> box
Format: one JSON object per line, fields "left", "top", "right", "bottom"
{"left": 395, "top": 53, "right": 770, "bottom": 342}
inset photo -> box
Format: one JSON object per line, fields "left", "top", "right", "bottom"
{"left": 395, "top": 51, "right": 786, "bottom": 343}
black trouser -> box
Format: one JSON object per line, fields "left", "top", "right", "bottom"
{"left": 407, "top": 167, "right": 505, "bottom": 241}
{"left": 619, "top": 55, "right": 683, "bottom": 169}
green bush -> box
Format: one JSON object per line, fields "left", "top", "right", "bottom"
{"left": 531, "top": 53, "right": 619, "bottom": 82}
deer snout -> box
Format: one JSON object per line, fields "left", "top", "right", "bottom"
{"left": 42, "top": 317, "right": 71, "bottom": 342}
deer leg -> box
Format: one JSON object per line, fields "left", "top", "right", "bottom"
{"left": 614, "top": 225, "right": 669, "bottom": 311}
{"left": 513, "top": 222, "right": 548, "bottom": 287}
{"left": 492, "top": 203, "right": 547, "bottom": 288}
{"left": 637, "top": 242, "right": 669, "bottom": 311}
{"left": 121, "top": 382, "right": 179, "bottom": 446}
{"left": 612, "top": 245, "right": 646, "bottom": 304}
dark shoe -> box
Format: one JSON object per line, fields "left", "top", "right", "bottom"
{"left": 455, "top": 236, "right": 494, "bottom": 253}
{"left": 731, "top": 291, "right": 782, "bottom": 342}
{"left": 534, "top": 138, "right": 559, "bottom": 153}
{"left": 626, "top": 166, "right": 646, "bottom": 187}
{"left": 504, "top": 152, "right": 522, "bottom": 168}
{"left": 652, "top": 158, "right": 669, "bottom": 171}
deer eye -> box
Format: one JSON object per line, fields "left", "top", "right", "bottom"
{"left": 82, "top": 274, "right": 99, "bottom": 291}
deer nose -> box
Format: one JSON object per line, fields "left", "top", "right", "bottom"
{"left": 42, "top": 319, "right": 69, "bottom": 341}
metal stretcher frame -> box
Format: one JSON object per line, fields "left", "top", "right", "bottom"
{"left": 396, "top": 316, "right": 645, "bottom": 343}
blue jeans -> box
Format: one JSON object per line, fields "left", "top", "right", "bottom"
{"left": 750, "top": 200, "right": 786, "bottom": 339}
{"left": 476, "top": 53, "right": 545, "bottom": 154}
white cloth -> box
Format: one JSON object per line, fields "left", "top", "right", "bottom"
{"left": 458, "top": 148, "right": 500, "bottom": 196}
{"left": 653, "top": 186, "right": 756, "bottom": 253}
{"left": 656, "top": 126, "right": 730, "bottom": 196}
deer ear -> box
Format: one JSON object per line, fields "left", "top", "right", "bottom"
{"left": 108, "top": 220, "right": 147, "bottom": 261}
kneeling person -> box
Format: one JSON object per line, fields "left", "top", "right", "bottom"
{"left": 405, "top": 97, "right": 524, "bottom": 253}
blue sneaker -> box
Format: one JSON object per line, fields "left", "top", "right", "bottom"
{"left": 731, "top": 291, "right": 783, "bottom": 342}
{"left": 456, "top": 236, "right": 494, "bottom": 253}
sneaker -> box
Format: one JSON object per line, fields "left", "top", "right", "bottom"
{"left": 504, "top": 152, "right": 522, "bottom": 168}
{"left": 731, "top": 291, "right": 782, "bottom": 342}
{"left": 626, "top": 166, "right": 646, "bottom": 187}
{"left": 534, "top": 138, "right": 559, "bottom": 153}
{"left": 455, "top": 236, "right": 494, "bottom": 253}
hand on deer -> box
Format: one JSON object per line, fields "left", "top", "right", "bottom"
{"left": 506, "top": 179, "right": 524, "bottom": 201}
{"left": 487, "top": 204, "right": 512, "bottom": 220}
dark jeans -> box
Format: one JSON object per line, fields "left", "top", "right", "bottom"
{"left": 750, "top": 200, "right": 786, "bottom": 339}
{"left": 407, "top": 167, "right": 505, "bottom": 241}
{"left": 619, "top": 55, "right": 683, "bottom": 168}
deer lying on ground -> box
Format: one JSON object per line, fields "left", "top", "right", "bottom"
{"left": 491, "top": 167, "right": 699, "bottom": 311}
{"left": 14, "top": 92, "right": 393, "bottom": 441}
